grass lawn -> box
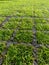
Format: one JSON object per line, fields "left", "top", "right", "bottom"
{"left": 0, "top": 0, "right": 49, "bottom": 65}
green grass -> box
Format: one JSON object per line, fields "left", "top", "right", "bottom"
{"left": 14, "top": 30, "right": 33, "bottom": 43}
{"left": 35, "top": 18, "right": 47, "bottom": 23}
{"left": 3, "top": 44, "right": 34, "bottom": 65}
{"left": 0, "top": 29, "right": 13, "bottom": 41}
{"left": 2, "top": 17, "right": 33, "bottom": 30}
{"left": 35, "top": 19, "right": 49, "bottom": 31}
{"left": 0, "top": 0, "right": 49, "bottom": 65}
{"left": 0, "top": 41, "right": 6, "bottom": 57}
{"left": 0, "top": 1, "right": 34, "bottom": 16}
{"left": 37, "top": 46, "right": 49, "bottom": 65}
{"left": 34, "top": 9, "right": 49, "bottom": 18}
{"left": 0, "top": 17, "right": 6, "bottom": 24}
{"left": 0, "top": 0, "right": 49, "bottom": 17}
{"left": 2, "top": 17, "right": 21, "bottom": 29}
{"left": 19, "top": 18, "right": 33, "bottom": 30}
{"left": 36, "top": 31, "right": 49, "bottom": 44}
{"left": 35, "top": 23, "right": 49, "bottom": 31}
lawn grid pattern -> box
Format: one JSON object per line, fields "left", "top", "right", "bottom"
{"left": 0, "top": 0, "right": 49, "bottom": 65}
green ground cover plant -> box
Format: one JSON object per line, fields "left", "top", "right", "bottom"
{"left": 19, "top": 18, "right": 33, "bottom": 30}
{"left": 0, "top": 0, "right": 49, "bottom": 65}
{"left": 0, "top": 1, "right": 34, "bottom": 16}
{"left": 37, "top": 46, "right": 49, "bottom": 65}
{"left": 2, "top": 17, "right": 33, "bottom": 30}
{"left": 14, "top": 30, "right": 33, "bottom": 43}
{"left": 35, "top": 18, "right": 47, "bottom": 23}
{"left": 35, "top": 23, "right": 49, "bottom": 31}
{"left": 35, "top": 9, "right": 49, "bottom": 18}
{"left": 36, "top": 31, "right": 49, "bottom": 44}
{"left": 0, "top": 41, "right": 6, "bottom": 57}
{"left": 2, "top": 17, "right": 21, "bottom": 29}
{"left": 3, "top": 44, "right": 34, "bottom": 65}
{"left": 0, "top": 17, "right": 6, "bottom": 24}
{"left": 0, "top": 29, "right": 13, "bottom": 41}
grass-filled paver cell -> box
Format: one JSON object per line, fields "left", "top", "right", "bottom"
{"left": 3, "top": 44, "right": 34, "bottom": 65}
{"left": 35, "top": 18, "right": 49, "bottom": 31}
{"left": 0, "top": 29, "right": 13, "bottom": 41}
{"left": 37, "top": 46, "right": 49, "bottom": 65}
{"left": 36, "top": 31, "right": 49, "bottom": 45}
{"left": 14, "top": 30, "right": 33, "bottom": 43}
{"left": 35, "top": 23, "right": 49, "bottom": 31}
{"left": 19, "top": 18, "right": 33, "bottom": 30}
